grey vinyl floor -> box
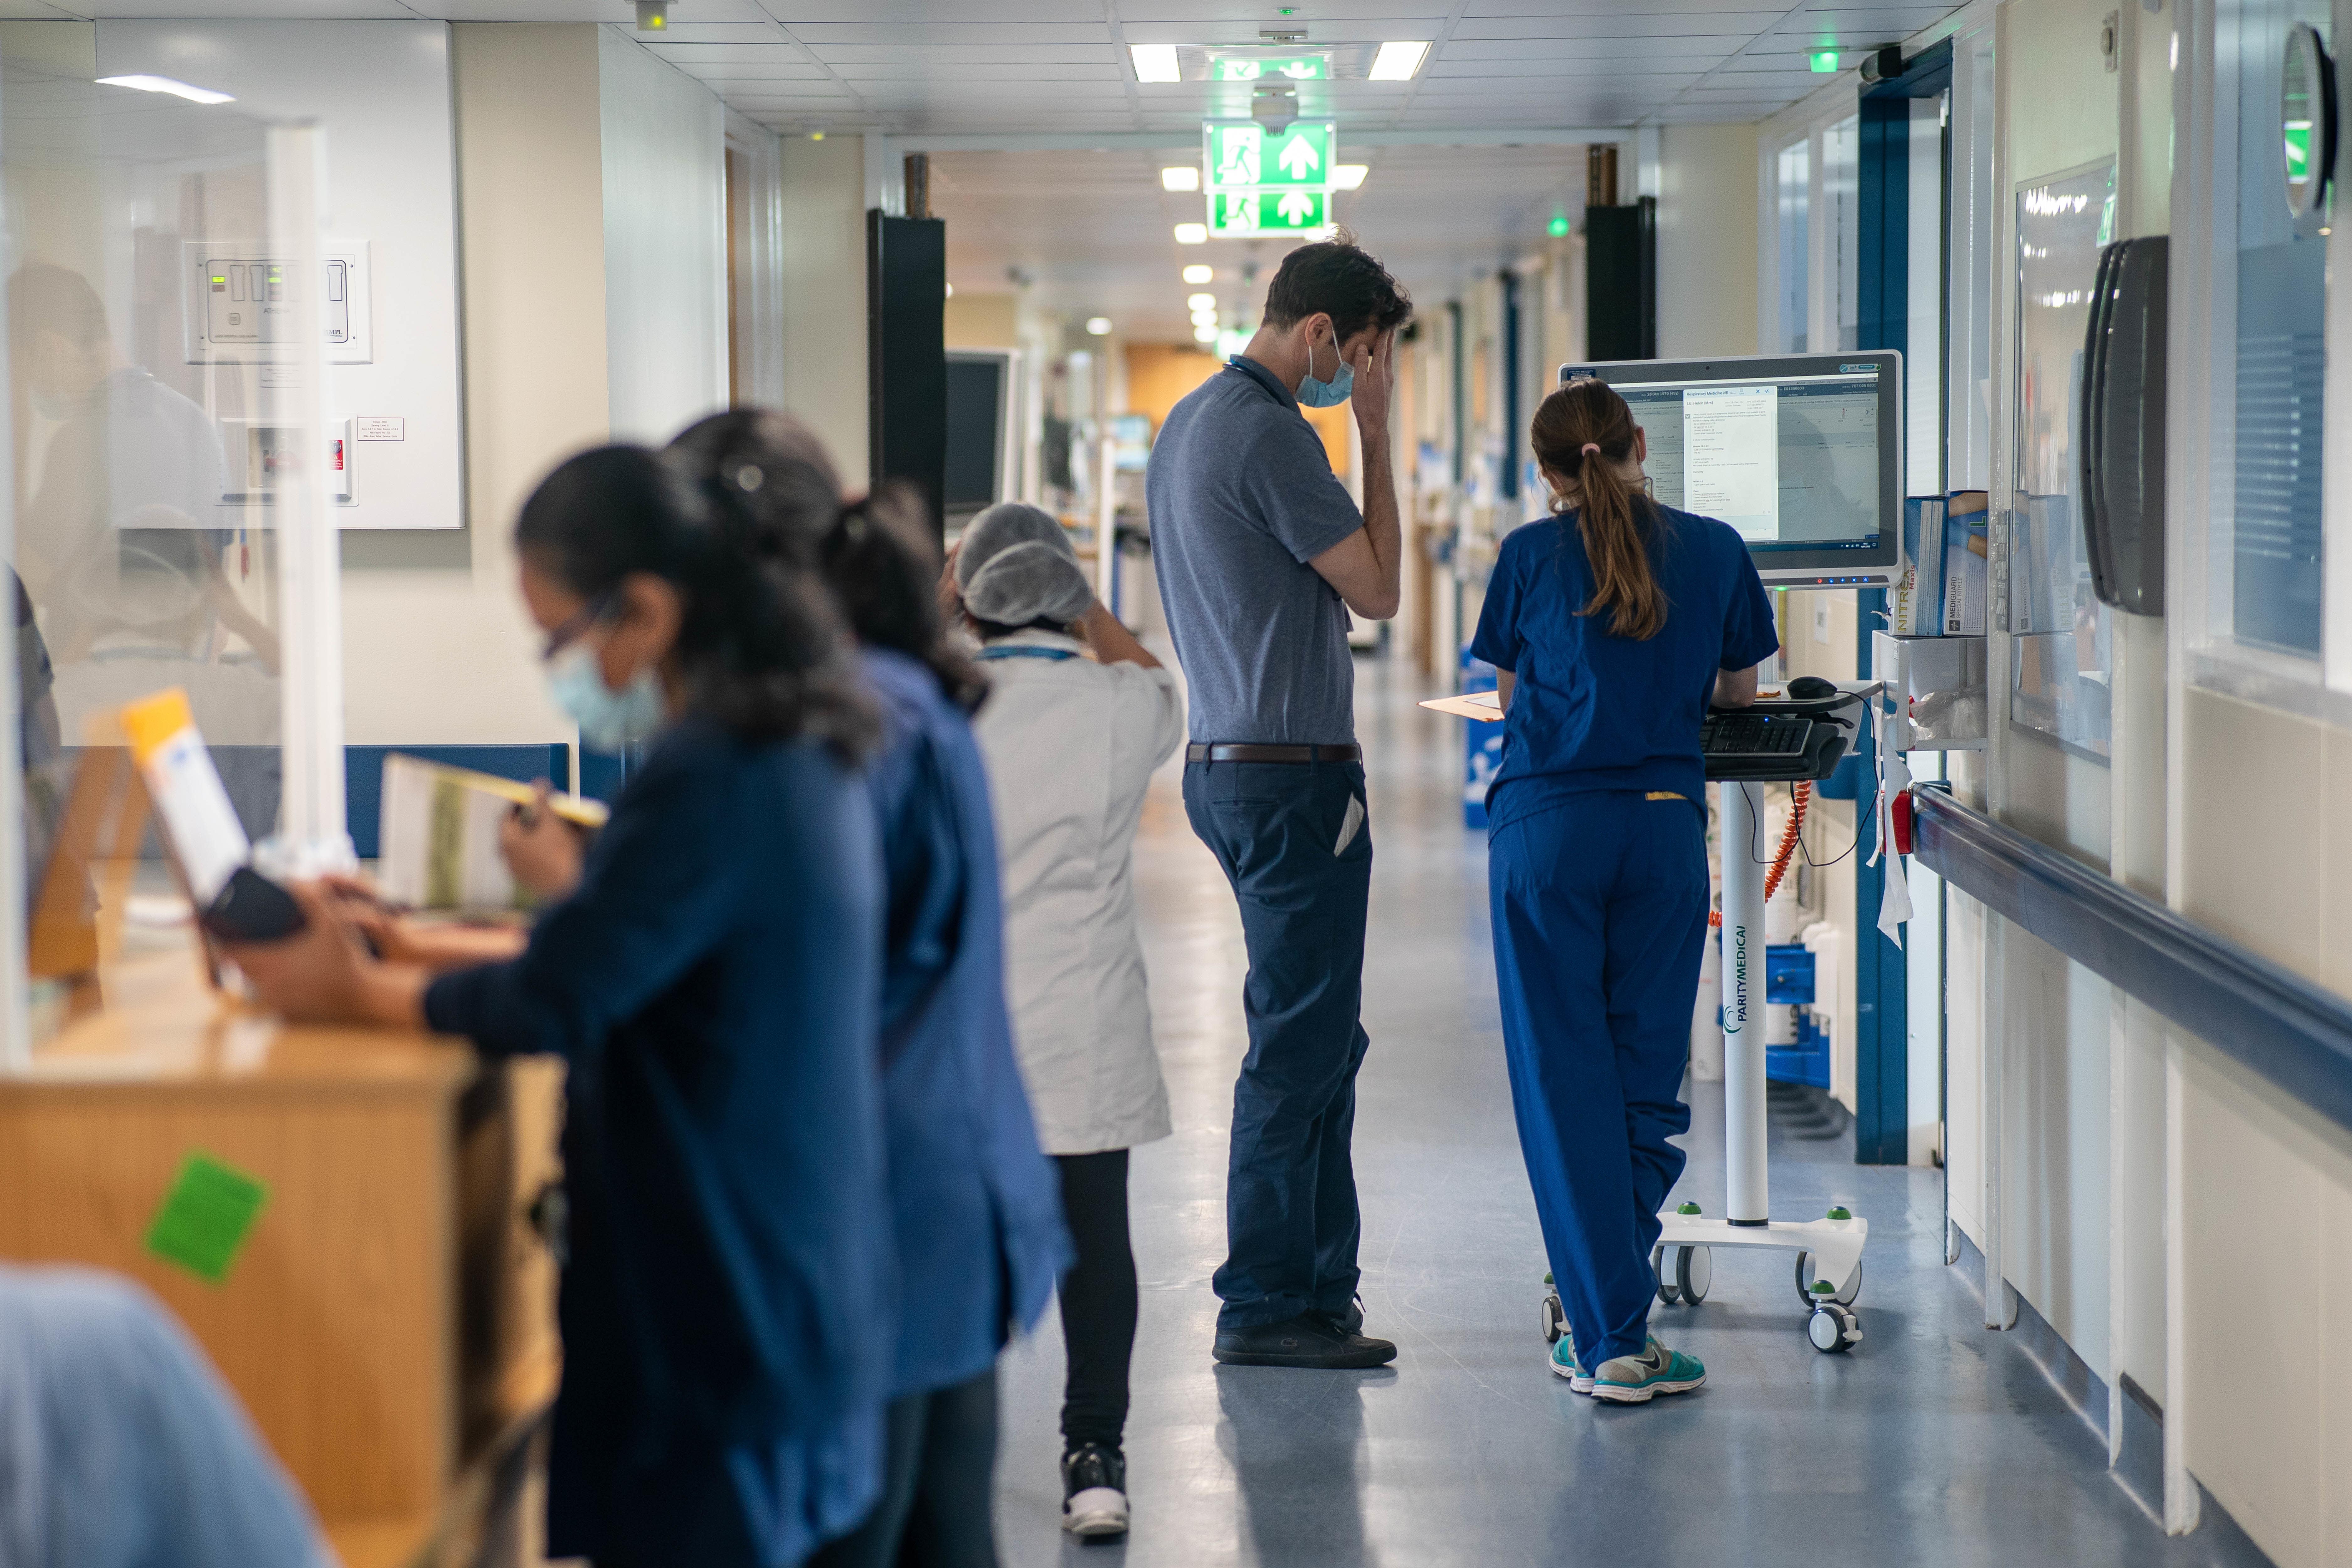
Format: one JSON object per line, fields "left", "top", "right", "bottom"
{"left": 988, "top": 651, "right": 2268, "bottom": 1568}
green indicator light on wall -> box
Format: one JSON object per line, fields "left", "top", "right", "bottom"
{"left": 1548, "top": 214, "right": 1570, "bottom": 237}
{"left": 1810, "top": 50, "right": 1840, "bottom": 72}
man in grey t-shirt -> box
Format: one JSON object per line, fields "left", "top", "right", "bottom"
{"left": 1147, "top": 235, "right": 1410, "bottom": 1369}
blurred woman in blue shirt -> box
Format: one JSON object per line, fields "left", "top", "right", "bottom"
{"left": 674, "top": 413, "right": 1067, "bottom": 1568}
{"left": 229, "top": 446, "right": 893, "bottom": 1567}
{"left": 1470, "top": 377, "right": 1778, "bottom": 1409}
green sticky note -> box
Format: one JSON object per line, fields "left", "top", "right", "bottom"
{"left": 146, "top": 1152, "right": 268, "bottom": 1283}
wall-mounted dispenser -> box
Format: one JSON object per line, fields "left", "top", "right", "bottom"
{"left": 2078, "top": 236, "right": 2166, "bottom": 615}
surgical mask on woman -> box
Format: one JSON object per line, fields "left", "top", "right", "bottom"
{"left": 543, "top": 607, "right": 665, "bottom": 750}
{"left": 1296, "top": 331, "right": 1354, "bottom": 408}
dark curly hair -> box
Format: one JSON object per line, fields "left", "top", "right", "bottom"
{"left": 1261, "top": 228, "right": 1413, "bottom": 342}
{"left": 513, "top": 443, "right": 876, "bottom": 754}
{"left": 671, "top": 410, "right": 988, "bottom": 714}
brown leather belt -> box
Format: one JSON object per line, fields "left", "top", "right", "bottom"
{"left": 1185, "top": 742, "right": 1362, "bottom": 764}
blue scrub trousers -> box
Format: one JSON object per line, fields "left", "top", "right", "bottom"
{"left": 1184, "top": 758, "right": 1373, "bottom": 1332}
{"left": 1488, "top": 790, "right": 1708, "bottom": 1369}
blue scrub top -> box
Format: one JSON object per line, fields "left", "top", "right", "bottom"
{"left": 424, "top": 719, "right": 892, "bottom": 1568}
{"left": 1470, "top": 503, "right": 1779, "bottom": 829}
{"left": 859, "top": 649, "right": 1071, "bottom": 1398}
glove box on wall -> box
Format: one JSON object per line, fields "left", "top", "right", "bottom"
{"left": 220, "top": 418, "right": 356, "bottom": 506}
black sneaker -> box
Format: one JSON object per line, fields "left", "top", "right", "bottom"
{"left": 1212, "top": 1310, "right": 1398, "bottom": 1369}
{"left": 1061, "top": 1443, "right": 1129, "bottom": 1539}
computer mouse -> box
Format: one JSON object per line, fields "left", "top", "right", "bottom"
{"left": 1787, "top": 675, "right": 1839, "bottom": 700}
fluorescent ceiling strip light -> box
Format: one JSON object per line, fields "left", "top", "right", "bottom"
{"left": 1162, "top": 165, "right": 1200, "bottom": 192}
{"left": 1332, "top": 164, "right": 1369, "bottom": 190}
{"left": 1368, "top": 41, "right": 1430, "bottom": 81}
{"left": 1131, "top": 44, "right": 1181, "bottom": 83}
{"left": 96, "top": 73, "right": 234, "bottom": 105}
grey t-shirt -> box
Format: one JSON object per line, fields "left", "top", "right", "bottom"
{"left": 1146, "top": 356, "right": 1364, "bottom": 744}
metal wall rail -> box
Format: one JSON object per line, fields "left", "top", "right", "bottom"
{"left": 1910, "top": 785, "right": 2352, "bottom": 1137}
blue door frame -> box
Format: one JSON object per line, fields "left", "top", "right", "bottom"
{"left": 1851, "top": 40, "right": 1950, "bottom": 1165}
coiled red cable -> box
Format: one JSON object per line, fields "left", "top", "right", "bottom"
{"left": 1708, "top": 782, "right": 1809, "bottom": 930}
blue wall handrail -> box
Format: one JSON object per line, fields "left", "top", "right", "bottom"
{"left": 1910, "top": 786, "right": 2352, "bottom": 1137}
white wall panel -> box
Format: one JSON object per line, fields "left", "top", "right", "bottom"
{"left": 600, "top": 26, "right": 728, "bottom": 445}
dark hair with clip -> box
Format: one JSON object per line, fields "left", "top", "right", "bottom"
{"left": 514, "top": 442, "right": 875, "bottom": 752}
{"left": 1528, "top": 377, "right": 1669, "bottom": 640}
{"left": 671, "top": 410, "right": 988, "bottom": 713}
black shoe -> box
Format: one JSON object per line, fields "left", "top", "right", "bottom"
{"left": 1327, "top": 1295, "right": 1366, "bottom": 1336}
{"left": 1213, "top": 1310, "right": 1398, "bottom": 1369}
{"left": 1061, "top": 1443, "right": 1129, "bottom": 1539}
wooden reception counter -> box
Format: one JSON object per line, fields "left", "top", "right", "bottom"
{"left": 0, "top": 930, "right": 562, "bottom": 1568}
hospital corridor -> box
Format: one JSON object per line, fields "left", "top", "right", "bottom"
{"left": 0, "top": 1, "right": 2346, "bottom": 1567}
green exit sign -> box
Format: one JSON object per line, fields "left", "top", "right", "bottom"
{"left": 1214, "top": 55, "right": 1327, "bottom": 81}
{"left": 1203, "top": 120, "right": 1336, "bottom": 192}
{"left": 1208, "top": 189, "right": 1329, "bottom": 236}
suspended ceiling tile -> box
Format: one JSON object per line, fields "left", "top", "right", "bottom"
{"left": 1120, "top": 0, "right": 1448, "bottom": 17}
{"left": 1438, "top": 35, "right": 1744, "bottom": 59}
{"left": 1119, "top": 18, "right": 1449, "bottom": 44}
{"left": 781, "top": 20, "right": 1113, "bottom": 44}
{"left": 640, "top": 41, "right": 817, "bottom": 61}
{"left": 754, "top": 0, "right": 1107, "bottom": 17}
{"left": 81, "top": 0, "right": 418, "bottom": 13}
{"left": 805, "top": 42, "right": 1117, "bottom": 62}
{"left": 1451, "top": 13, "right": 1791, "bottom": 39}
{"left": 676, "top": 61, "right": 836, "bottom": 78}
{"left": 828, "top": 60, "right": 1124, "bottom": 79}
{"left": 1426, "top": 59, "right": 1708, "bottom": 81}
{"left": 1466, "top": 0, "right": 1813, "bottom": 11}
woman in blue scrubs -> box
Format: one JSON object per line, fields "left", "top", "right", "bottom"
{"left": 1472, "top": 378, "right": 1779, "bottom": 1406}
{"left": 229, "top": 446, "right": 894, "bottom": 1565}
{"left": 674, "top": 412, "right": 1068, "bottom": 1568}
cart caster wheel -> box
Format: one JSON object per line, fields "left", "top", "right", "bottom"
{"left": 1808, "top": 1302, "right": 1862, "bottom": 1353}
{"left": 1542, "top": 1289, "right": 1566, "bottom": 1345}
{"left": 1650, "top": 1246, "right": 1682, "bottom": 1305}
{"left": 1794, "top": 1252, "right": 1862, "bottom": 1307}
{"left": 1676, "top": 1244, "right": 1711, "bottom": 1305}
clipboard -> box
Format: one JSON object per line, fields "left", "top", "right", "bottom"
{"left": 1419, "top": 691, "right": 1504, "bottom": 722}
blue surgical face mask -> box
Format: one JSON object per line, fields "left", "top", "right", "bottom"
{"left": 546, "top": 638, "right": 665, "bottom": 752}
{"left": 1296, "top": 333, "right": 1354, "bottom": 408}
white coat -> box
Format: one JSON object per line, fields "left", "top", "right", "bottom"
{"left": 970, "top": 628, "right": 1185, "bottom": 1155}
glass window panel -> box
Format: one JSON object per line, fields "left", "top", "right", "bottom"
{"left": 5, "top": 60, "right": 285, "bottom": 1035}
{"left": 2011, "top": 162, "right": 2116, "bottom": 758}
{"left": 1776, "top": 139, "right": 1810, "bottom": 353}
{"left": 1826, "top": 115, "right": 1861, "bottom": 353}
{"left": 2228, "top": 0, "right": 2330, "bottom": 656}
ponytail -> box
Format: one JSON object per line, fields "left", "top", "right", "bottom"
{"left": 670, "top": 409, "right": 989, "bottom": 714}
{"left": 514, "top": 443, "right": 876, "bottom": 755}
{"left": 1528, "top": 378, "right": 1669, "bottom": 640}
{"left": 818, "top": 488, "right": 989, "bottom": 715}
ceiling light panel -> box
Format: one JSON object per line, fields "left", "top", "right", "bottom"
{"left": 1131, "top": 43, "right": 1181, "bottom": 82}
{"left": 1162, "top": 166, "right": 1200, "bottom": 192}
{"left": 1369, "top": 41, "right": 1431, "bottom": 80}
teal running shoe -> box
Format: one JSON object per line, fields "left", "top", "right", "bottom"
{"left": 1589, "top": 1337, "right": 1706, "bottom": 1405}
{"left": 1548, "top": 1332, "right": 1594, "bottom": 1394}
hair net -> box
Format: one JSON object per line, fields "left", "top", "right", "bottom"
{"left": 956, "top": 502, "right": 1095, "bottom": 627}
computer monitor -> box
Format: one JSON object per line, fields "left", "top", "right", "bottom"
{"left": 944, "top": 348, "right": 1025, "bottom": 529}
{"left": 1555, "top": 352, "right": 1902, "bottom": 587}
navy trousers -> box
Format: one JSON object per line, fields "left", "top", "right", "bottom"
{"left": 1488, "top": 791, "right": 1707, "bottom": 1369}
{"left": 1183, "top": 758, "right": 1373, "bottom": 1332}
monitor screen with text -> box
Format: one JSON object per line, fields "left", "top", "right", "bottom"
{"left": 1556, "top": 353, "right": 1901, "bottom": 586}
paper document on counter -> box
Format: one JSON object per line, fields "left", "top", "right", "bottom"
{"left": 376, "top": 754, "right": 607, "bottom": 911}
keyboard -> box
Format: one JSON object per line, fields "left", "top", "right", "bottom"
{"left": 1703, "top": 712, "right": 1814, "bottom": 759}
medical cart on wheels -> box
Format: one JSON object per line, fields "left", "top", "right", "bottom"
{"left": 1539, "top": 680, "right": 1881, "bottom": 1356}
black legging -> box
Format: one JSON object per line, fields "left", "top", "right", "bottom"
{"left": 1055, "top": 1149, "right": 1136, "bottom": 1453}
{"left": 805, "top": 1366, "right": 1001, "bottom": 1568}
